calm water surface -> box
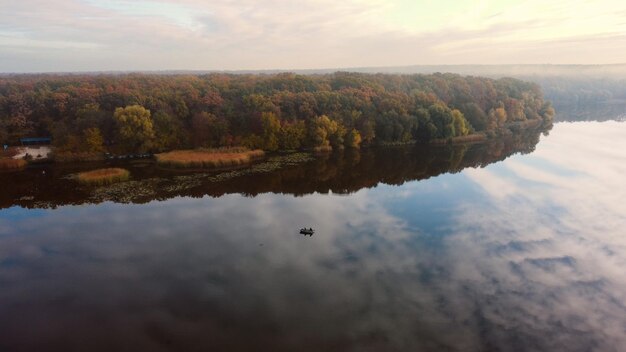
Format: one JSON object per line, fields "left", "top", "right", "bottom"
{"left": 1, "top": 122, "right": 625, "bottom": 351}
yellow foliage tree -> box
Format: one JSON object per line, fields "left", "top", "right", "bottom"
{"left": 114, "top": 105, "right": 155, "bottom": 153}
{"left": 345, "top": 129, "right": 362, "bottom": 148}
{"left": 83, "top": 127, "right": 104, "bottom": 153}
{"left": 451, "top": 110, "right": 470, "bottom": 136}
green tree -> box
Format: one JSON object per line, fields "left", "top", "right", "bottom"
{"left": 329, "top": 122, "right": 346, "bottom": 149}
{"left": 357, "top": 117, "right": 375, "bottom": 145}
{"left": 75, "top": 103, "right": 115, "bottom": 143}
{"left": 308, "top": 115, "right": 345, "bottom": 150}
{"left": 113, "top": 105, "right": 155, "bottom": 153}
{"left": 261, "top": 112, "right": 281, "bottom": 151}
{"left": 308, "top": 115, "right": 331, "bottom": 148}
{"left": 428, "top": 103, "right": 455, "bottom": 138}
{"left": 413, "top": 107, "right": 432, "bottom": 141}
{"left": 451, "top": 109, "right": 470, "bottom": 136}
{"left": 153, "top": 111, "right": 187, "bottom": 151}
{"left": 242, "top": 134, "right": 264, "bottom": 149}
{"left": 279, "top": 120, "right": 306, "bottom": 150}
{"left": 460, "top": 102, "right": 487, "bottom": 131}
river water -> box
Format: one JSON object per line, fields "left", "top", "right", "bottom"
{"left": 0, "top": 122, "right": 625, "bottom": 351}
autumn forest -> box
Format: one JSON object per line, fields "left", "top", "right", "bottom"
{"left": 0, "top": 72, "right": 554, "bottom": 157}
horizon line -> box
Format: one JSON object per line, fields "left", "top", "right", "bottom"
{"left": 3, "top": 63, "right": 626, "bottom": 76}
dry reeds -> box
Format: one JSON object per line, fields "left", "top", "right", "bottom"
{"left": 77, "top": 168, "right": 130, "bottom": 186}
{"left": 155, "top": 148, "right": 265, "bottom": 169}
{"left": 0, "top": 158, "right": 27, "bottom": 170}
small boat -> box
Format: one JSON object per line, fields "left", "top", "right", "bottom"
{"left": 300, "top": 228, "right": 314, "bottom": 236}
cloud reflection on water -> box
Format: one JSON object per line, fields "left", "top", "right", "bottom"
{"left": 0, "top": 122, "right": 625, "bottom": 351}
{"left": 454, "top": 121, "right": 626, "bottom": 350}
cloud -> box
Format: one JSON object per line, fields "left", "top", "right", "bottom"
{"left": 1, "top": 0, "right": 626, "bottom": 71}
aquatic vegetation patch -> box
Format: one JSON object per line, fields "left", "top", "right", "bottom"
{"left": 211, "top": 153, "right": 315, "bottom": 178}
{"left": 86, "top": 152, "right": 315, "bottom": 202}
{"left": 162, "top": 174, "right": 208, "bottom": 193}
{"left": 163, "top": 154, "right": 313, "bottom": 191}
{"left": 89, "top": 178, "right": 165, "bottom": 203}
{"left": 77, "top": 168, "right": 130, "bottom": 186}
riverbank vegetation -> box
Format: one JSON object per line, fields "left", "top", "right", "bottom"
{"left": 0, "top": 128, "right": 548, "bottom": 208}
{"left": 0, "top": 148, "right": 27, "bottom": 170}
{"left": 0, "top": 72, "right": 554, "bottom": 155}
{"left": 77, "top": 168, "right": 130, "bottom": 185}
{"left": 156, "top": 148, "right": 264, "bottom": 169}
{"left": 0, "top": 157, "right": 27, "bottom": 170}
{"left": 52, "top": 151, "right": 105, "bottom": 162}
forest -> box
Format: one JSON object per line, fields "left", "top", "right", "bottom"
{"left": 0, "top": 72, "right": 554, "bottom": 156}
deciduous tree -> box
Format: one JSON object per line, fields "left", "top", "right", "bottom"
{"left": 113, "top": 105, "right": 155, "bottom": 153}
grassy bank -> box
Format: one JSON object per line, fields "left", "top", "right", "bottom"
{"left": 155, "top": 148, "right": 265, "bottom": 169}
{"left": 77, "top": 168, "right": 130, "bottom": 186}
{"left": 0, "top": 158, "right": 27, "bottom": 170}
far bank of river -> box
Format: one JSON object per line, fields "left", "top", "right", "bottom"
{"left": 0, "top": 126, "right": 548, "bottom": 209}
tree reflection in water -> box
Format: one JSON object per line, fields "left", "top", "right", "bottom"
{"left": 0, "top": 126, "right": 549, "bottom": 209}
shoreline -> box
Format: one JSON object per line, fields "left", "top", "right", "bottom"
{"left": 4, "top": 122, "right": 550, "bottom": 172}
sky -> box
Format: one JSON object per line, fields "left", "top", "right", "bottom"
{"left": 1, "top": 0, "right": 626, "bottom": 72}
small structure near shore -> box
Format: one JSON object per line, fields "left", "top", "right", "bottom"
{"left": 20, "top": 137, "right": 51, "bottom": 146}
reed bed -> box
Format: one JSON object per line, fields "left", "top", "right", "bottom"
{"left": 77, "top": 168, "right": 130, "bottom": 186}
{"left": 0, "top": 158, "right": 27, "bottom": 170}
{"left": 155, "top": 148, "right": 265, "bottom": 169}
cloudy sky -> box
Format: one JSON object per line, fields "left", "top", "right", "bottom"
{"left": 2, "top": 0, "right": 626, "bottom": 72}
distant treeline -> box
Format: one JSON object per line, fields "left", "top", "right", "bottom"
{"left": 0, "top": 72, "right": 554, "bottom": 153}
{"left": 529, "top": 77, "right": 626, "bottom": 122}
{"left": 539, "top": 77, "right": 626, "bottom": 104}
